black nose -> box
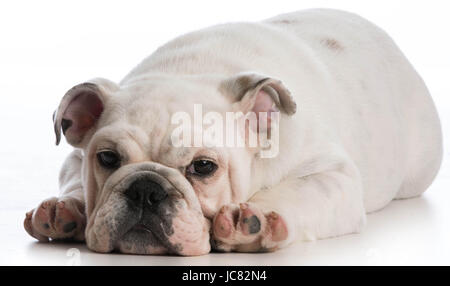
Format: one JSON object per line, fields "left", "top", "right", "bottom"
{"left": 125, "top": 178, "right": 168, "bottom": 207}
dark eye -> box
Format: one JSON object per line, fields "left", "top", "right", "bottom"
{"left": 97, "top": 151, "right": 121, "bottom": 169}
{"left": 187, "top": 159, "right": 217, "bottom": 177}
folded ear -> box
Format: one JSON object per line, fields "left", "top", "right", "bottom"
{"left": 53, "top": 78, "right": 118, "bottom": 147}
{"left": 220, "top": 71, "right": 297, "bottom": 116}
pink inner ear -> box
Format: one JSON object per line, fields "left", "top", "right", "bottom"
{"left": 249, "top": 90, "right": 279, "bottom": 133}
{"left": 252, "top": 90, "right": 277, "bottom": 114}
{"left": 62, "top": 92, "right": 104, "bottom": 138}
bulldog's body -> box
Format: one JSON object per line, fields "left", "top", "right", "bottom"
{"left": 24, "top": 9, "right": 442, "bottom": 255}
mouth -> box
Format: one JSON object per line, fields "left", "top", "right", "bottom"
{"left": 115, "top": 199, "right": 185, "bottom": 254}
{"left": 117, "top": 225, "right": 169, "bottom": 255}
{"left": 132, "top": 223, "right": 153, "bottom": 233}
{"left": 89, "top": 197, "right": 211, "bottom": 255}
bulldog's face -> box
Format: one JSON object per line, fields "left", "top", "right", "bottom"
{"left": 52, "top": 73, "right": 295, "bottom": 255}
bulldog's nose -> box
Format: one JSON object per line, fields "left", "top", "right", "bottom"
{"left": 125, "top": 178, "right": 168, "bottom": 207}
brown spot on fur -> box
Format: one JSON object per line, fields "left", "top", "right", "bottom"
{"left": 322, "top": 38, "right": 344, "bottom": 51}
{"left": 271, "top": 19, "right": 294, "bottom": 24}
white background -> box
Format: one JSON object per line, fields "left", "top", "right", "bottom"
{"left": 0, "top": 0, "right": 449, "bottom": 265}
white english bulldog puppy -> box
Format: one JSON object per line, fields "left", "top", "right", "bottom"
{"left": 24, "top": 9, "right": 442, "bottom": 255}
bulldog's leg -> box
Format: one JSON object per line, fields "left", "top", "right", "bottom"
{"left": 212, "top": 154, "right": 367, "bottom": 252}
{"left": 24, "top": 150, "right": 86, "bottom": 241}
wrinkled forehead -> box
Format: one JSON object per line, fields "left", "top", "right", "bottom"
{"left": 94, "top": 80, "right": 230, "bottom": 166}
{"left": 114, "top": 77, "right": 230, "bottom": 119}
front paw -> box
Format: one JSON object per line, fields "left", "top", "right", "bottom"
{"left": 24, "top": 197, "right": 86, "bottom": 242}
{"left": 211, "top": 203, "right": 288, "bottom": 252}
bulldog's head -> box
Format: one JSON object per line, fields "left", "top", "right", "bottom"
{"left": 52, "top": 73, "right": 295, "bottom": 255}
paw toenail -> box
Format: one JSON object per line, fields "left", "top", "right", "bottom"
{"left": 268, "top": 212, "right": 279, "bottom": 221}
{"left": 239, "top": 203, "right": 248, "bottom": 210}
{"left": 63, "top": 222, "right": 77, "bottom": 233}
{"left": 244, "top": 215, "right": 261, "bottom": 234}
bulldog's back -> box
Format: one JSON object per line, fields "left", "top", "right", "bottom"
{"left": 122, "top": 9, "right": 442, "bottom": 212}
